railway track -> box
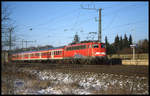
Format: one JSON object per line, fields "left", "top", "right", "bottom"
{"left": 5, "top": 60, "right": 149, "bottom": 77}
{"left": 11, "top": 57, "right": 122, "bottom": 70}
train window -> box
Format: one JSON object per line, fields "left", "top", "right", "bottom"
{"left": 77, "top": 46, "right": 79, "bottom": 50}
{"left": 89, "top": 45, "right": 91, "bottom": 48}
{"left": 74, "top": 46, "right": 76, "bottom": 50}
{"left": 77, "top": 46, "right": 80, "bottom": 50}
{"left": 32, "top": 54, "right": 35, "bottom": 57}
{"left": 79, "top": 45, "right": 81, "bottom": 49}
{"left": 72, "top": 46, "right": 74, "bottom": 50}
{"left": 67, "top": 47, "right": 71, "bottom": 51}
{"left": 44, "top": 53, "right": 47, "bottom": 56}
{"left": 79, "top": 46, "right": 81, "bottom": 49}
{"left": 75, "top": 46, "right": 78, "bottom": 50}
{"left": 24, "top": 54, "right": 28, "bottom": 57}
{"left": 76, "top": 46, "right": 78, "bottom": 50}
{"left": 101, "top": 44, "right": 105, "bottom": 48}
{"left": 87, "top": 45, "right": 89, "bottom": 48}
{"left": 81, "top": 45, "right": 83, "bottom": 49}
{"left": 93, "top": 44, "right": 99, "bottom": 48}
{"left": 71, "top": 47, "right": 73, "bottom": 50}
{"left": 42, "top": 53, "right": 45, "bottom": 56}
{"left": 60, "top": 51, "right": 62, "bottom": 54}
{"left": 36, "top": 53, "right": 39, "bottom": 56}
{"left": 84, "top": 45, "right": 86, "bottom": 48}
{"left": 46, "top": 52, "right": 49, "bottom": 55}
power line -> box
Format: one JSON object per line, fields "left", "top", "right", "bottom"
{"left": 31, "top": 8, "right": 80, "bottom": 28}
{"left": 102, "top": 3, "right": 145, "bottom": 17}
{"left": 103, "top": 20, "right": 146, "bottom": 31}
{"left": 42, "top": 13, "right": 95, "bottom": 34}
{"left": 70, "top": 8, "right": 81, "bottom": 32}
{"left": 16, "top": 8, "right": 80, "bottom": 32}
{"left": 102, "top": 10, "right": 119, "bottom": 30}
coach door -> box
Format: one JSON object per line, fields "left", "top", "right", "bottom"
{"left": 51, "top": 51, "right": 54, "bottom": 59}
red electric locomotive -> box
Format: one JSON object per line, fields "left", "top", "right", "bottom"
{"left": 64, "top": 42, "right": 106, "bottom": 58}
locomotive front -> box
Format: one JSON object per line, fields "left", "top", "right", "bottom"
{"left": 92, "top": 42, "right": 106, "bottom": 57}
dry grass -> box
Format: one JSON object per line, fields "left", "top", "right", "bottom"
{"left": 1, "top": 62, "right": 149, "bottom": 94}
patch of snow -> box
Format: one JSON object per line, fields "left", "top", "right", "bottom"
{"left": 22, "top": 69, "right": 148, "bottom": 94}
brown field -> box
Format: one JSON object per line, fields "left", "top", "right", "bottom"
{"left": 1, "top": 62, "right": 149, "bottom": 94}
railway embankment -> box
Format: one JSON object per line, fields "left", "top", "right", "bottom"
{"left": 108, "top": 53, "right": 149, "bottom": 66}
{"left": 122, "top": 59, "right": 149, "bottom": 65}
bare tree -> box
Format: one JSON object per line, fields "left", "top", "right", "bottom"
{"left": 2, "top": 3, "right": 17, "bottom": 51}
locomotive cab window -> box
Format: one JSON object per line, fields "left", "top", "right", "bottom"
{"left": 93, "top": 44, "right": 99, "bottom": 48}
{"left": 101, "top": 44, "right": 105, "bottom": 48}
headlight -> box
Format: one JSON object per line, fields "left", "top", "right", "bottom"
{"left": 95, "top": 52, "right": 106, "bottom": 55}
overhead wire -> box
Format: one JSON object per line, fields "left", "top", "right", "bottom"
{"left": 32, "top": 8, "right": 80, "bottom": 28}
{"left": 103, "top": 20, "right": 146, "bottom": 31}
{"left": 102, "top": 11, "right": 119, "bottom": 31}
{"left": 42, "top": 9, "right": 95, "bottom": 34}
{"left": 70, "top": 8, "right": 81, "bottom": 32}
{"left": 102, "top": 3, "right": 145, "bottom": 17}
{"left": 102, "top": 4, "right": 146, "bottom": 31}
{"left": 18, "top": 7, "right": 80, "bottom": 32}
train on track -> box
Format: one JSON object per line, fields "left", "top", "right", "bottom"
{"left": 10, "top": 41, "right": 110, "bottom": 64}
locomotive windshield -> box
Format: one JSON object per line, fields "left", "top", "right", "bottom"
{"left": 93, "top": 44, "right": 99, "bottom": 48}
{"left": 101, "top": 44, "right": 105, "bottom": 48}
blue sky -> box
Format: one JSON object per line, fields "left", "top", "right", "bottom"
{"left": 2, "top": 1, "right": 149, "bottom": 48}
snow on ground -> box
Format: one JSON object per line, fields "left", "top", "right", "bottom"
{"left": 15, "top": 69, "right": 148, "bottom": 94}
